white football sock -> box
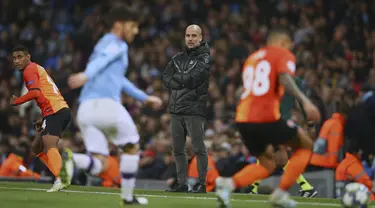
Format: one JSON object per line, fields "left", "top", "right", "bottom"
{"left": 120, "top": 154, "right": 139, "bottom": 202}
{"left": 72, "top": 153, "right": 102, "bottom": 175}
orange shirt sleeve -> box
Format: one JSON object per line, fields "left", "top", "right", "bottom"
{"left": 13, "top": 65, "right": 41, "bottom": 105}
{"left": 277, "top": 52, "right": 296, "bottom": 76}
{"left": 23, "top": 64, "right": 40, "bottom": 89}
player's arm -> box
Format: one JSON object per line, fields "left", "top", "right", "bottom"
{"left": 293, "top": 79, "right": 307, "bottom": 117}
{"left": 173, "top": 54, "right": 211, "bottom": 89}
{"left": 122, "top": 77, "right": 148, "bottom": 103}
{"left": 12, "top": 69, "right": 41, "bottom": 106}
{"left": 163, "top": 60, "right": 182, "bottom": 89}
{"left": 84, "top": 41, "right": 124, "bottom": 80}
{"left": 279, "top": 72, "right": 320, "bottom": 122}
{"left": 277, "top": 52, "right": 311, "bottom": 105}
{"left": 279, "top": 74, "right": 311, "bottom": 105}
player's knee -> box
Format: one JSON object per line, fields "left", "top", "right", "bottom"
{"left": 31, "top": 138, "right": 43, "bottom": 155}
{"left": 122, "top": 143, "right": 139, "bottom": 155}
{"left": 297, "top": 128, "right": 313, "bottom": 150}
{"left": 42, "top": 135, "right": 60, "bottom": 152}
{"left": 259, "top": 145, "right": 277, "bottom": 173}
{"left": 275, "top": 147, "right": 288, "bottom": 167}
{"left": 258, "top": 156, "right": 277, "bottom": 173}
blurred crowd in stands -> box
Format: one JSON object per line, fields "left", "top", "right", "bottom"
{"left": 1, "top": 0, "right": 375, "bottom": 187}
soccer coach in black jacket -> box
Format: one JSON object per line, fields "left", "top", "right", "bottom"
{"left": 163, "top": 25, "right": 211, "bottom": 193}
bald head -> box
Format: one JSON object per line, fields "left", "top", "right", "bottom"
{"left": 186, "top": 25, "right": 202, "bottom": 35}
{"left": 185, "top": 24, "right": 202, "bottom": 48}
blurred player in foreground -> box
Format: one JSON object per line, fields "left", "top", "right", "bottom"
{"left": 215, "top": 27, "right": 320, "bottom": 208}
{"left": 11, "top": 45, "right": 72, "bottom": 192}
{"left": 249, "top": 76, "right": 318, "bottom": 198}
{"left": 68, "top": 6, "right": 162, "bottom": 206}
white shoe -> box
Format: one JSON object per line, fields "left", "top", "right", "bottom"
{"left": 122, "top": 196, "right": 148, "bottom": 206}
{"left": 215, "top": 177, "right": 235, "bottom": 208}
{"left": 47, "top": 178, "right": 66, "bottom": 192}
{"left": 269, "top": 188, "right": 297, "bottom": 208}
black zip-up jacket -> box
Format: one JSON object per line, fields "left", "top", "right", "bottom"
{"left": 163, "top": 42, "right": 211, "bottom": 117}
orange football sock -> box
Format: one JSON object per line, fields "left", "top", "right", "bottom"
{"left": 279, "top": 149, "right": 312, "bottom": 191}
{"left": 233, "top": 164, "right": 270, "bottom": 188}
{"left": 46, "top": 148, "right": 62, "bottom": 177}
{"left": 36, "top": 152, "right": 48, "bottom": 165}
{"left": 36, "top": 152, "right": 57, "bottom": 176}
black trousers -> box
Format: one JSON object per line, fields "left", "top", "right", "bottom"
{"left": 170, "top": 114, "right": 208, "bottom": 185}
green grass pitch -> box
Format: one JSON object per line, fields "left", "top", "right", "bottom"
{"left": 0, "top": 182, "right": 374, "bottom": 208}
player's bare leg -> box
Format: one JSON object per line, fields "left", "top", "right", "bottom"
{"left": 120, "top": 143, "right": 148, "bottom": 206}
{"left": 294, "top": 123, "right": 317, "bottom": 197}
{"left": 30, "top": 132, "right": 63, "bottom": 192}
{"left": 216, "top": 145, "right": 277, "bottom": 208}
{"left": 266, "top": 147, "right": 298, "bottom": 208}
{"left": 70, "top": 152, "right": 109, "bottom": 181}
{"left": 41, "top": 135, "right": 71, "bottom": 192}
{"left": 276, "top": 146, "right": 317, "bottom": 197}
{"left": 269, "top": 127, "right": 313, "bottom": 207}
{"left": 250, "top": 145, "right": 317, "bottom": 197}
{"left": 31, "top": 132, "right": 44, "bottom": 157}
{"left": 42, "top": 135, "right": 61, "bottom": 176}
{"left": 31, "top": 121, "right": 52, "bottom": 176}
{"left": 275, "top": 145, "right": 289, "bottom": 167}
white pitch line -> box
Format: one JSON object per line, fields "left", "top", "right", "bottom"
{"left": 0, "top": 186, "right": 356, "bottom": 207}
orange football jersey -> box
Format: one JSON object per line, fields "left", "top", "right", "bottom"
{"left": 23, "top": 62, "right": 68, "bottom": 116}
{"left": 235, "top": 46, "right": 296, "bottom": 123}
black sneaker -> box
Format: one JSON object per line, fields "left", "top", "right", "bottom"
{"left": 166, "top": 184, "right": 189, "bottom": 192}
{"left": 122, "top": 196, "right": 148, "bottom": 206}
{"left": 191, "top": 183, "right": 206, "bottom": 193}
{"left": 299, "top": 187, "right": 318, "bottom": 198}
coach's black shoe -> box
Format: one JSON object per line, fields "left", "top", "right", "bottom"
{"left": 299, "top": 187, "right": 318, "bottom": 198}
{"left": 191, "top": 183, "right": 206, "bottom": 193}
{"left": 121, "top": 196, "right": 148, "bottom": 206}
{"left": 166, "top": 184, "right": 189, "bottom": 193}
